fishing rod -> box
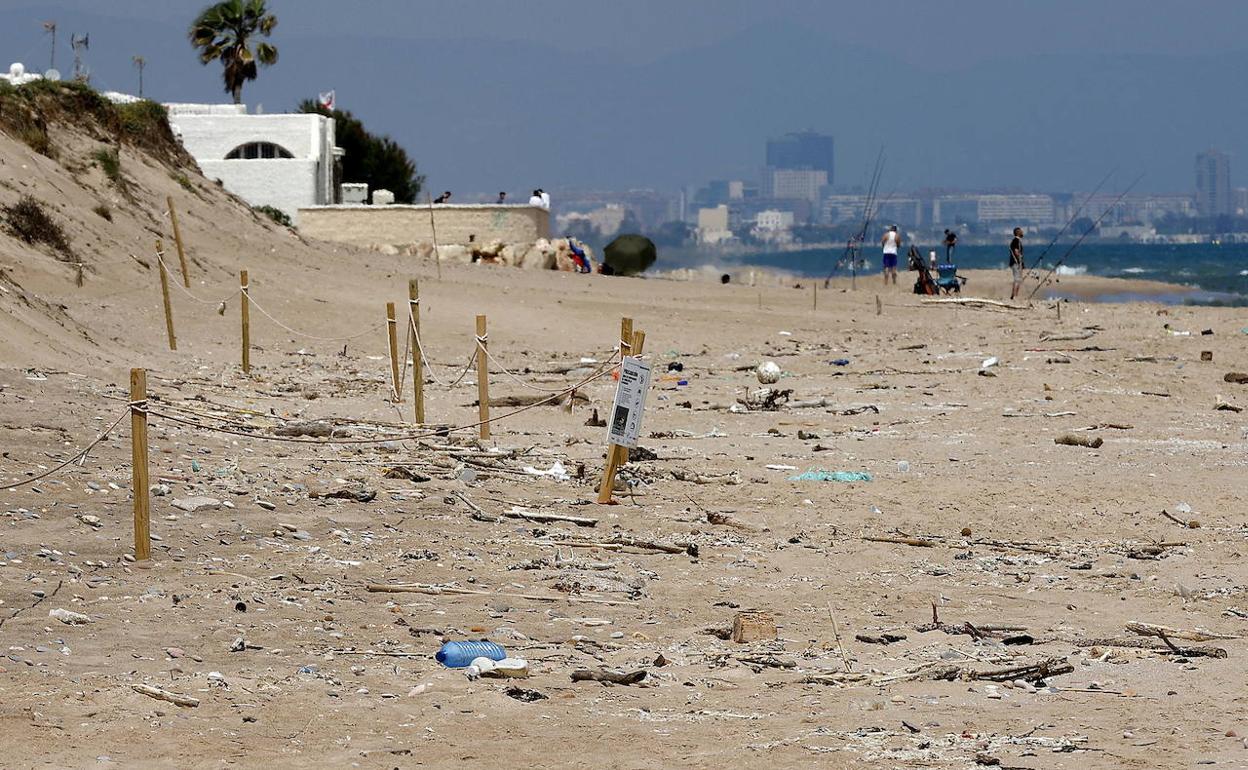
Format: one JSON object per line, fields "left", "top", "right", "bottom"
{"left": 1026, "top": 172, "right": 1144, "bottom": 302}
{"left": 1028, "top": 167, "right": 1116, "bottom": 278}
{"left": 826, "top": 148, "right": 885, "bottom": 288}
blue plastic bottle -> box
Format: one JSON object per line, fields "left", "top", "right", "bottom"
{"left": 436, "top": 640, "right": 507, "bottom": 668}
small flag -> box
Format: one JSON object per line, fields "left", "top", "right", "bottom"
{"left": 318, "top": 90, "right": 335, "bottom": 111}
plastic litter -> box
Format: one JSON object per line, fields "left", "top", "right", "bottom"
{"left": 522, "top": 462, "right": 569, "bottom": 482}
{"left": 831, "top": 358, "right": 850, "bottom": 366}
{"left": 897, "top": 460, "right": 911, "bottom": 473}
{"left": 466, "top": 656, "right": 529, "bottom": 680}
{"left": 437, "top": 640, "right": 507, "bottom": 668}
{"left": 788, "top": 470, "right": 873, "bottom": 483}
{"left": 756, "top": 361, "right": 782, "bottom": 384}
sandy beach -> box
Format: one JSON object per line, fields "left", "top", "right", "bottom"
{"left": 2, "top": 98, "right": 1247, "bottom": 770}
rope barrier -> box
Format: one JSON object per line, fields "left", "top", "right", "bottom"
{"left": 145, "top": 353, "right": 618, "bottom": 446}
{"left": 407, "top": 308, "right": 477, "bottom": 388}
{"left": 154, "top": 252, "right": 236, "bottom": 309}
{"left": 479, "top": 343, "right": 569, "bottom": 393}
{"left": 245, "top": 290, "right": 385, "bottom": 343}
{"left": 0, "top": 410, "right": 129, "bottom": 491}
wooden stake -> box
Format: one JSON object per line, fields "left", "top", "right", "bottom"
{"left": 156, "top": 240, "right": 176, "bottom": 351}
{"left": 475, "top": 314, "right": 490, "bottom": 440}
{"left": 876, "top": 294, "right": 882, "bottom": 315}
{"left": 239, "top": 270, "right": 251, "bottom": 374}
{"left": 813, "top": 283, "right": 818, "bottom": 311}
{"left": 130, "top": 368, "right": 151, "bottom": 561}
{"left": 386, "top": 302, "right": 402, "bottom": 402}
{"left": 167, "top": 195, "right": 190, "bottom": 288}
{"left": 409, "top": 279, "right": 425, "bottom": 423}
{"left": 428, "top": 193, "right": 442, "bottom": 280}
{"left": 598, "top": 321, "right": 642, "bottom": 504}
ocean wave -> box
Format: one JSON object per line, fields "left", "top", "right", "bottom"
{"left": 1121, "top": 267, "right": 1148, "bottom": 274}
{"left": 1239, "top": 269, "right": 1248, "bottom": 276}
{"left": 1055, "top": 265, "right": 1087, "bottom": 276}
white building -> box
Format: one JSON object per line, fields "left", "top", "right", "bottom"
{"left": 752, "top": 209, "right": 794, "bottom": 244}
{"left": 165, "top": 103, "right": 341, "bottom": 223}
{"left": 763, "top": 168, "right": 827, "bottom": 203}
{"left": 696, "top": 205, "right": 734, "bottom": 245}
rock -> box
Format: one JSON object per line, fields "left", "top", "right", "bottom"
{"left": 171, "top": 496, "right": 221, "bottom": 513}
{"left": 165, "top": 647, "right": 186, "bottom": 659}
{"left": 230, "top": 637, "right": 246, "bottom": 652}
{"left": 49, "top": 608, "right": 92, "bottom": 625}
{"left": 150, "top": 484, "right": 172, "bottom": 497}
{"left": 77, "top": 515, "right": 102, "bottom": 528}
{"left": 291, "top": 530, "right": 312, "bottom": 541}
{"left": 255, "top": 500, "right": 276, "bottom": 511}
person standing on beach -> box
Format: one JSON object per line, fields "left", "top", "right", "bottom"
{"left": 1009, "top": 227, "right": 1025, "bottom": 300}
{"left": 496, "top": 191, "right": 507, "bottom": 204}
{"left": 943, "top": 229, "right": 957, "bottom": 261}
{"left": 880, "top": 225, "right": 901, "bottom": 285}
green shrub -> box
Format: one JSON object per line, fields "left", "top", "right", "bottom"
{"left": 171, "top": 173, "right": 195, "bottom": 192}
{"left": 91, "top": 147, "right": 122, "bottom": 184}
{"left": 253, "top": 204, "right": 292, "bottom": 228}
{"left": 3, "top": 196, "right": 73, "bottom": 259}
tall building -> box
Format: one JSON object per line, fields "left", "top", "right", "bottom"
{"left": 1195, "top": 149, "right": 1231, "bottom": 217}
{"left": 766, "top": 131, "right": 835, "bottom": 183}
{"left": 763, "top": 168, "right": 827, "bottom": 203}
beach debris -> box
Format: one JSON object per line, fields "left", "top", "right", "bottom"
{"left": 48, "top": 608, "right": 91, "bottom": 625}
{"left": 731, "top": 611, "right": 777, "bottom": 643}
{"left": 132, "top": 684, "right": 200, "bottom": 708}
{"left": 171, "top": 496, "right": 222, "bottom": 512}
{"left": 1224, "top": 372, "right": 1248, "bottom": 384}
{"left": 503, "top": 686, "right": 548, "bottom": 702}
{"left": 309, "top": 485, "right": 376, "bottom": 502}
{"left": 738, "top": 387, "right": 792, "bottom": 411}
{"left": 584, "top": 408, "right": 606, "bottom": 427}
{"left": 920, "top": 297, "right": 1026, "bottom": 310}
{"left": 1040, "top": 328, "right": 1098, "bottom": 342}
{"left": 367, "top": 583, "right": 635, "bottom": 606}
{"left": 1201, "top": 350, "right": 1213, "bottom": 361}
{"left": 467, "top": 656, "right": 529, "bottom": 680}
{"left": 570, "top": 667, "right": 647, "bottom": 685}
{"left": 501, "top": 507, "right": 597, "bottom": 528}
{"left": 755, "top": 361, "right": 782, "bottom": 384}
{"left": 1214, "top": 395, "right": 1242, "bottom": 412}
{"left": 981, "top": 356, "right": 999, "bottom": 370}
{"left": 789, "top": 470, "right": 872, "bottom": 483}
{"left": 1125, "top": 621, "right": 1237, "bottom": 642}
{"left": 1055, "top": 434, "right": 1103, "bottom": 448}
{"left": 801, "top": 657, "right": 1073, "bottom": 687}
{"left": 671, "top": 468, "right": 741, "bottom": 485}
{"left": 864, "top": 535, "right": 935, "bottom": 548}
{"left": 273, "top": 420, "right": 345, "bottom": 438}
{"left": 855, "top": 632, "right": 907, "bottom": 645}
{"left": 523, "top": 462, "right": 570, "bottom": 481}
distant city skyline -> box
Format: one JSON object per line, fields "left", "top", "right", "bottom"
{"left": 4, "top": 2, "right": 1248, "bottom": 195}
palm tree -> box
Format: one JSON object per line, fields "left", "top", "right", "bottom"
{"left": 188, "top": 0, "right": 278, "bottom": 105}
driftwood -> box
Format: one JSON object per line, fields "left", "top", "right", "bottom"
{"left": 706, "top": 511, "right": 755, "bottom": 531}
{"left": 1224, "top": 372, "right": 1248, "bottom": 384}
{"left": 608, "top": 534, "right": 692, "bottom": 555}
{"left": 502, "top": 509, "right": 598, "bottom": 527}
{"left": 454, "top": 491, "right": 498, "bottom": 522}
{"left": 366, "top": 583, "right": 634, "bottom": 606}
{"left": 920, "top": 297, "right": 1027, "bottom": 310}
{"left": 1055, "top": 434, "right": 1103, "bottom": 448}
{"left": 1040, "top": 329, "right": 1097, "bottom": 342}
{"left": 1125, "top": 621, "right": 1237, "bottom": 642}
{"left": 864, "top": 535, "right": 935, "bottom": 548}
{"left": 1072, "top": 637, "right": 1227, "bottom": 658}
{"left": 801, "top": 657, "right": 1072, "bottom": 687}
{"left": 476, "top": 392, "right": 588, "bottom": 408}
{"left": 132, "top": 684, "right": 200, "bottom": 707}
{"left": 274, "top": 420, "right": 346, "bottom": 438}
{"left": 570, "top": 668, "right": 647, "bottom": 685}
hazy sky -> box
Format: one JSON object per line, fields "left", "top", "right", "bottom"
{"left": 4, "top": 1, "right": 1248, "bottom": 196}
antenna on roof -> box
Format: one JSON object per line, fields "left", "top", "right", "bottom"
{"left": 42, "top": 21, "right": 56, "bottom": 71}
{"left": 132, "top": 55, "right": 146, "bottom": 97}
{"left": 71, "top": 33, "right": 89, "bottom": 83}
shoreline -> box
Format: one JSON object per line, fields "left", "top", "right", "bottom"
{"left": 653, "top": 263, "right": 1244, "bottom": 305}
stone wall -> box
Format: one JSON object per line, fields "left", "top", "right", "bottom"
{"left": 296, "top": 204, "right": 551, "bottom": 246}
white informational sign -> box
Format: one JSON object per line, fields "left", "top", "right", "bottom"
{"left": 606, "top": 356, "right": 652, "bottom": 448}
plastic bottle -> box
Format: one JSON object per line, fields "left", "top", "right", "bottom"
{"left": 436, "top": 640, "right": 506, "bottom": 668}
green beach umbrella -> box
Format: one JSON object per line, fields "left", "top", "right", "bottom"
{"left": 603, "top": 234, "right": 657, "bottom": 276}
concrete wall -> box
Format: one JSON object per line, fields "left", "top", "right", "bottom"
{"left": 297, "top": 204, "right": 551, "bottom": 246}
{"left": 165, "top": 106, "right": 337, "bottom": 222}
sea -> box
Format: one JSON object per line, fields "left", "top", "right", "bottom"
{"left": 706, "top": 243, "right": 1248, "bottom": 305}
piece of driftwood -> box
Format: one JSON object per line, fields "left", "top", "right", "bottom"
{"left": 274, "top": 420, "right": 345, "bottom": 438}
{"left": 864, "top": 535, "right": 935, "bottom": 548}
{"left": 453, "top": 491, "right": 498, "bottom": 522}
{"left": 1071, "top": 637, "right": 1227, "bottom": 658}
{"left": 1224, "top": 372, "right": 1248, "bottom": 384}
{"left": 1125, "top": 621, "right": 1236, "bottom": 642}
{"left": 478, "top": 392, "right": 588, "bottom": 408}
{"left": 608, "top": 534, "right": 692, "bottom": 555}
{"left": 706, "top": 511, "right": 755, "bottom": 531}
{"left": 366, "top": 583, "right": 634, "bottom": 606}
{"left": 800, "top": 657, "right": 1072, "bottom": 687}
{"left": 502, "top": 509, "right": 598, "bottom": 527}
{"left": 1055, "top": 434, "right": 1103, "bottom": 448}
{"left": 570, "top": 668, "right": 647, "bottom": 685}
{"left": 1040, "top": 329, "right": 1096, "bottom": 342}
{"left": 920, "top": 297, "right": 1027, "bottom": 310}
{"left": 132, "top": 684, "right": 200, "bottom": 707}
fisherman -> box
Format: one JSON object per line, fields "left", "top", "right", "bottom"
{"left": 880, "top": 225, "right": 901, "bottom": 286}
{"left": 943, "top": 229, "right": 957, "bottom": 261}
{"left": 433, "top": 191, "right": 452, "bottom": 204}
{"left": 496, "top": 191, "right": 507, "bottom": 204}
{"left": 1009, "top": 227, "right": 1025, "bottom": 300}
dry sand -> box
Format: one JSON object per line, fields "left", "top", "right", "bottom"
{"left": 2, "top": 102, "right": 1247, "bottom": 769}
